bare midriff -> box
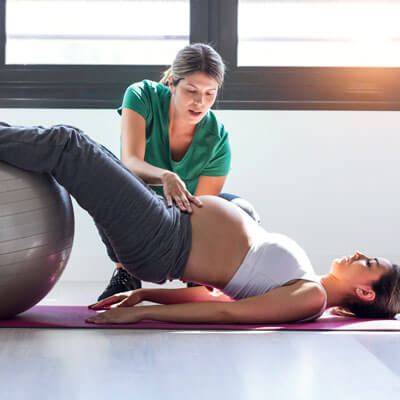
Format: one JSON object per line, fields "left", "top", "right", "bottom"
{"left": 181, "top": 195, "right": 260, "bottom": 289}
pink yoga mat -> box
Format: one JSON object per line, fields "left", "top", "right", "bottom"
{"left": 0, "top": 306, "right": 399, "bottom": 330}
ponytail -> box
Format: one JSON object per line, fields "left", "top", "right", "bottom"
{"left": 159, "top": 67, "right": 171, "bottom": 86}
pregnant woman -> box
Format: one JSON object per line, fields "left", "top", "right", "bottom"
{"left": 0, "top": 122, "right": 399, "bottom": 324}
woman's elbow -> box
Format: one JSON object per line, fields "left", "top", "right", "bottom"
{"left": 215, "top": 303, "right": 239, "bottom": 323}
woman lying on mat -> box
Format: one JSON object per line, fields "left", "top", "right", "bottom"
{"left": 0, "top": 122, "right": 399, "bottom": 324}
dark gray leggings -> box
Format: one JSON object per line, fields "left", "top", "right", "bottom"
{"left": 0, "top": 122, "right": 191, "bottom": 284}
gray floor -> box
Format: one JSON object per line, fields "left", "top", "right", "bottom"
{"left": 1, "top": 282, "right": 400, "bottom": 400}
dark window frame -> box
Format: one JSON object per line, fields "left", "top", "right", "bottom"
{"left": 1, "top": 0, "right": 400, "bottom": 110}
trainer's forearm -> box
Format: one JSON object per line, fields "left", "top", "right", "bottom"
{"left": 122, "top": 156, "right": 171, "bottom": 186}
{"left": 140, "top": 287, "right": 232, "bottom": 305}
{"left": 139, "top": 302, "right": 233, "bottom": 324}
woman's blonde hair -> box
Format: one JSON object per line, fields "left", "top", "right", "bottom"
{"left": 160, "top": 43, "right": 225, "bottom": 87}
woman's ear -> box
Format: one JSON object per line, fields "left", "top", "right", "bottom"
{"left": 355, "top": 287, "right": 376, "bottom": 302}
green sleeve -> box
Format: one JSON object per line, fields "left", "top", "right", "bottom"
{"left": 117, "top": 81, "right": 152, "bottom": 120}
{"left": 201, "top": 128, "right": 231, "bottom": 177}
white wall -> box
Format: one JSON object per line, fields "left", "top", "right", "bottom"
{"left": 1, "top": 108, "right": 399, "bottom": 281}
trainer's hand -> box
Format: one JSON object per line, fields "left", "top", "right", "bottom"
{"left": 161, "top": 171, "right": 202, "bottom": 213}
{"left": 86, "top": 307, "right": 144, "bottom": 324}
{"left": 88, "top": 289, "right": 143, "bottom": 310}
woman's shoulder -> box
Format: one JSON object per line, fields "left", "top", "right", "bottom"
{"left": 293, "top": 280, "right": 327, "bottom": 322}
{"left": 125, "top": 79, "right": 170, "bottom": 97}
{"left": 119, "top": 80, "right": 171, "bottom": 116}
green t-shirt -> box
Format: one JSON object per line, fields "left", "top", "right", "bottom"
{"left": 118, "top": 80, "right": 231, "bottom": 196}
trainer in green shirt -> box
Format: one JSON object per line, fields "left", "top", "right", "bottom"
{"left": 97, "top": 43, "right": 260, "bottom": 302}
{"left": 118, "top": 79, "right": 231, "bottom": 197}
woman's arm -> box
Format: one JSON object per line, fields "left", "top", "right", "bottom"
{"left": 89, "top": 286, "right": 232, "bottom": 310}
{"left": 219, "top": 281, "right": 326, "bottom": 323}
{"left": 121, "top": 107, "right": 169, "bottom": 185}
{"left": 86, "top": 281, "right": 326, "bottom": 324}
{"left": 121, "top": 107, "right": 201, "bottom": 212}
{"left": 86, "top": 301, "right": 232, "bottom": 324}
{"left": 141, "top": 286, "right": 232, "bottom": 304}
{"left": 194, "top": 175, "right": 227, "bottom": 196}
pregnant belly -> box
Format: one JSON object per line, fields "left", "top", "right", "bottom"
{"left": 182, "top": 196, "right": 253, "bottom": 287}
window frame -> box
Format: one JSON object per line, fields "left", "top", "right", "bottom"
{"left": 1, "top": 0, "right": 400, "bottom": 110}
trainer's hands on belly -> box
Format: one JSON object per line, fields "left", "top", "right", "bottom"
{"left": 161, "top": 171, "right": 202, "bottom": 213}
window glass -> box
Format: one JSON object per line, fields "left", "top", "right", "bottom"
{"left": 6, "top": 0, "right": 189, "bottom": 64}
{"left": 238, "top": 0, "right": 400, "bottom": 66}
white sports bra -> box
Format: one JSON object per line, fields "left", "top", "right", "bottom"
{"left": 223, "top": 231, "right": 327, "bottom": 322}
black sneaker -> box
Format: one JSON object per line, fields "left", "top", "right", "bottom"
{"left": 97, "top": 268, "right": 142, "bottom": 301}
{"left": 187, "top": 282, "right": 201, "bottom": 288}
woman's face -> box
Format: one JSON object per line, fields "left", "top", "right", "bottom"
{"left": 169, "top": 72, "right": 219, "bottom": 124}
{"left": 330, "top": 251, "right": 392, "bottom": 288}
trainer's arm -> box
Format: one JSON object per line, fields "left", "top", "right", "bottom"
{"left": 121, "top": 107, "right": 169, "bottom": 185}
{"left": 194, "top": 175, "right": 227, "bottom": 196}
{"left": 121, "top": 107, "right": 202, "bottom": 212}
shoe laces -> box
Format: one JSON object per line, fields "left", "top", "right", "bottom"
{"left": 107, "top": 269, "right": 132, "bottom": 289}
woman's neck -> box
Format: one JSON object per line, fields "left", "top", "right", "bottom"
{"left": 320, "top": 274, "right": 351, "bottom": 308}
{"left": 168, "top": 98, "right": 196, "bottom": 138}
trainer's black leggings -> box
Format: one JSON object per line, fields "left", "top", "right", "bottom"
{"left": 0, "top": 122, "right": 191, "bottom": 284}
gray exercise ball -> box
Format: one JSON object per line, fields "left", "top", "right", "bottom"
{"left": 0, "top": 162, "right": 74, "bottom": 319}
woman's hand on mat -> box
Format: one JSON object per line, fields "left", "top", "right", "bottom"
{"left": 161, "top": 171, "right": 202, "bottom": 213}
{"left": 88, "top": 289, "right": 143, "bottom": 310}
{"left": 86, "top": 307, "right": 143, "bottom": 324}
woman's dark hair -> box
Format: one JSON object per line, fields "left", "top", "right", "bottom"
{"left": 160, "top": 43, "right": 225, "bottom": 87}
{"left": 338, "top": 263, "right": 400, "bottom": 318}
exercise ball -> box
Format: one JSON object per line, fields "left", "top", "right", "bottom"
{"left": 0, "top": 162, "right": 74, "bottom": 319}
